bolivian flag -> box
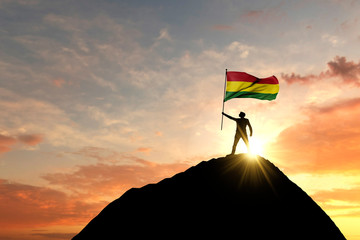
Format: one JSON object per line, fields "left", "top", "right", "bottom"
{"left": 224, "top": 72, "right": 279, "bottom": 102}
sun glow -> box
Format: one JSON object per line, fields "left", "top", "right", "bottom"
{"left": 249, "top": 137, "right": 265, "bottom": 156}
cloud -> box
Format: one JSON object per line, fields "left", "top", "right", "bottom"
{"left": 0, "top": 156, "right": 190, "bottom": 236}
{"left": 322, "top": 34, "right": 344, "bottom": 47}
{"left": 84, "top": 105, "right": 126, "bottom": 127}
{"left": 313, "top": 186, "right": 360, "bottom": 204}
{"left": 52, "top": 78, "right": 66, "bottom": 88}
{"left": 281, "top": 56, "right": 360, "bottom": 86}
{"left": 0, "top": 179, "right": 103, "bottom": 228}
{"left": 243, "top": 10, "right": 264, "bottom": 18}
{"left": 309, "top": 97, "right": 360, "bottom": 114}
{"left": 311, "top": 185, "right": 360, "bottom": 218}
{"left": 136, "top": 147, "right": 152, "bottom": 153}
{"left": 7, "top": 13, "right": 144, "bottom": 93}
{"left": 155, "top": 131, "right": 163, "bottom": 137}
{"left": 70, "top": 146, "right": 124, "bottom": 163}
{"left": 156, "top": 28, "right": 172, "bottom": 41}
{"left": 0, "top": 134, "right": 17, "bottom": 153}
{"left": 0, "top": 88, "right": 126, "bottom": 150}
{"left": 280, "top": 72, "right": 319, "bottom": 85}
{"left": 17, "top": 134, "right": 43, "bottom": 146}
{"left": 327, "top": 56, "right": 360, "bottom": 85}
{"left": 239, "top": 5, "right": 286, "bottom": 24}
{"left": 42, "top": 158, "right": 190, "bottom": 201}
{"left": 31, "top": 232, "right": 77, "bottom": 240}
{"left": 0, "top": 133, "right": 43, "bottom": 153}
{"left": 268, "top": 97, "right": 360, "bottom": 173}
{"left": 211, "top": 24, "right": 233, "bottom": 31}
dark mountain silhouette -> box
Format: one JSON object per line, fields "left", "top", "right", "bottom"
{"left": 72, "top": 154, "right": 345, "bottom": 239}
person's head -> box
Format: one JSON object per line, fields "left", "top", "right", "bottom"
{"left": 239, "top": 112, "right": 246, "bottom": 118}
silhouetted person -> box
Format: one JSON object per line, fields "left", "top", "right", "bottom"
{"left": 222, "top": 111, "right": 253, "bottom": 154}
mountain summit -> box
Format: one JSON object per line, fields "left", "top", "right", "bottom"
{"left": 72, "top": 154, "right": 345, "bottom": 239}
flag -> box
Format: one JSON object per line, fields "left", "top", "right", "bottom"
{"left": 224, "top": 72, "right": 279, "bottom": 102}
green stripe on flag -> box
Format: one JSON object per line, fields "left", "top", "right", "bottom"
{"left": 224, "top": 91, "right": 278, "bottom": 102}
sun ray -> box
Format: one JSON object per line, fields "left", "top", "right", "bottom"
{"left": 248, "top": 136, "right": 266, "bottom": 157}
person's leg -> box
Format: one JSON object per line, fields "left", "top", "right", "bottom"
{"left": 231, "top": 135, "right": 240, "bottom": 154}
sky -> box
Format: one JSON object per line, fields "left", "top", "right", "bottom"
{"left": 0, "top": 0, "right": 360, "bottom": 239}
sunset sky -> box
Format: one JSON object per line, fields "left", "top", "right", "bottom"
{"left": 1, "top": 0, "right": 360, "bottom": 239}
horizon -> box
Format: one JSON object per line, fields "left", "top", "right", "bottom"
{"left": 1, "top": 1, "right": 360, "bottom": 239}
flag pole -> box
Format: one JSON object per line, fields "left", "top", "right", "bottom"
{"left": 221, "top": 69, "right": 227, "bottom": 130}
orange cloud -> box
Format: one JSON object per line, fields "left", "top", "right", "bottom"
{"left": 0, "top": 179, "right": 103, "bottom": 229}
{"left": 155, "top": 131, "right": 163, "bottom": 136}
{"left": 18, "top": 134, "right": 43, "bottom": 146}
{"left": 268, "top": 98, "right": 360, "bottom": 173}
{"left": 52, "top": 78, "right": 66, "bottom": 88}
{"left": 0, "top": 157, "right": 193, "bottom": 239}
{"left": 313, "top": 186, "right": 360, "bottom": 204}
{"left": 31, "top": 232, "right": 77, "bottom": 240}
{"left": 0, "top": 134, "right": 17, "bottom": 153}
{"left": 42, "top": 158, "right": 190, "bottom": 200}
{"left": 71, "top": 146, "right": 122, "bottom": 163}
{"left": 281, "top": 56, "right": 360, "bottom": 86}
{"left": 136, "top": 147, "right": 152, "bottom": 153}
{"left": 0, "top": 133, "right": 43, "bottom": 153}
{"left": 311, "top": 185, "right": 360, "bottom": 218}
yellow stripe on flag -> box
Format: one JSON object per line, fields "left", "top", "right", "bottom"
{"left": 226, "top": 81, "right": 279, "bottom": 94}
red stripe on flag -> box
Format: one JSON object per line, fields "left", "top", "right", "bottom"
{"left": 227, "top": 72, "right": 278, "bottom": 85}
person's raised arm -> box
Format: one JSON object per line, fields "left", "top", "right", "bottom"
{"left": 247, "top": 119, "right": 253, "bottom": 137}
{"left": 222, "top": 112, "right": 236, "bottom": 121}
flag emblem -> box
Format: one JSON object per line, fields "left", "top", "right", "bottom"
{"left": 224, "top": 72, "right": 279, "bottom": 102}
